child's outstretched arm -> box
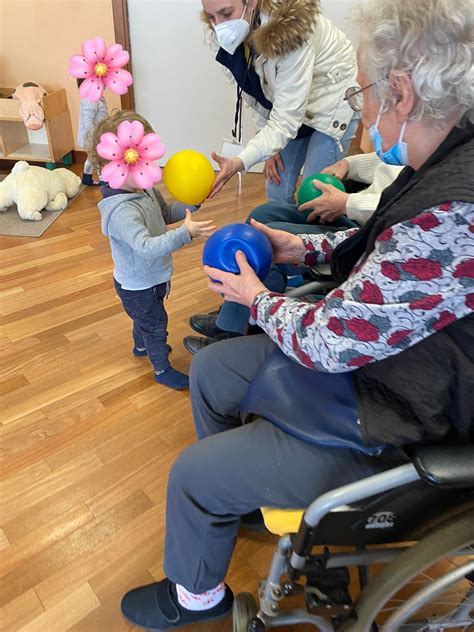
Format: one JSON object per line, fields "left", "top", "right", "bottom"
{"left": 167, "top": 201, "right": 200, "bottom": 223}
{"left": 183, "top": 209, "right": 215, "bottom": 240}
{"left": 110, "top": 207, "right": 214, "bottom": 258}
{"left": 111, "top": 208, "right": 191, "bottom": 258}
{"left": 151, "top": 189, "right": 200, "bottom": 224}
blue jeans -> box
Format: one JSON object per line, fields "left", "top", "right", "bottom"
{"left": 247, "top": 202, "right": 359, "bottom": 235}
{"left": 266, "top": 114, "right": 360, "bottom": 204}
{"left": 114, "top": 279, "right": 170, "bottom": 372}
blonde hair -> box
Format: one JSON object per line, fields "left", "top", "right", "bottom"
{"left": 87, "top": 110, "right": 154, "bottom": 172}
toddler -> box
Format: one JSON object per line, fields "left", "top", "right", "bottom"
{"left": 90, "top": 110, "right": 215, "bottom": 390}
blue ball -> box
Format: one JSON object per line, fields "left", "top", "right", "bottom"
{"left": 202, "top": 223, "right": 273, "bottom": 280}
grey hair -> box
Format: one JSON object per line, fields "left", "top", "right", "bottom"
{"left": 354, "top": 0, "right": 474, "bottom": 126}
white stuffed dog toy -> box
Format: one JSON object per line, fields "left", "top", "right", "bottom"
{"left": 0, "top": 161, "right": 81, "bottom": 221}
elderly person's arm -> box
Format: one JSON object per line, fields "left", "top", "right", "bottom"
{"left": 300, "top": 154, "right": 403, "bottom": 226}
{"left": 345, "top": 153, "right": 383, "bottom": 184}
{"left": 344, "top": 155, "right": 403, "bottom": 225}
{"left": 299, "top": 229, "right": 359, "bottom": 266}
{"left": 207, "top": 204, "right": 473, "bottom": 372}
{"left": 250, "top": 202, "right": 473, "bottom": 372}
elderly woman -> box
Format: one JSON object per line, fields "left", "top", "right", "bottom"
{"left": 203, "top": 0, "right": 359, "bottom": 203}
{"left": 121, "top": 0, "right": 473, "bottom": 629}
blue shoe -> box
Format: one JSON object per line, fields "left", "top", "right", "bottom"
{"left": 133, "top": 346, "right": 148, "bottom": 357}
{"left": 121, "top": 578, "right": 233, "bottom": 631}
{"left": 155, "top": 367, "right": 189, "bottom": 390}
{"left": 81, "top": 173, "right": 94, "bottom": 186}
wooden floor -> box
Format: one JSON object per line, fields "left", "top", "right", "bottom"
{"left": 0, "top": 171, "right": 323, "bottom": 631}
{"left": 2, "top": 168, "right": 471, "bottom": 631}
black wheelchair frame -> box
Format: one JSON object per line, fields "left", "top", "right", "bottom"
{"left": 233, "top": 447, "right": 474, "bottom": 631}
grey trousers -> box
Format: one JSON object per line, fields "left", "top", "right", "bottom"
{"left": 164, "top": 335, "right": 387, "bottom": 593}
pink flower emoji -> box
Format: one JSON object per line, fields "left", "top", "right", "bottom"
{"left": 69, "top": 36, "right": 133, "bottom": 102}
{"left": 97, "top": 120, "right": 165, "bottom": 190}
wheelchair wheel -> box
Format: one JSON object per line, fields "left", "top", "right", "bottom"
{"left": 233, "top": 592, "right": 264, "bottom": 632}
{"left": 351, "top": 508, "right": 474, "bottom": 631}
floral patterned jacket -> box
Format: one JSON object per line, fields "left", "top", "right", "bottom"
{"left": 251, "top": 201, "right": 474, "bottom": 373}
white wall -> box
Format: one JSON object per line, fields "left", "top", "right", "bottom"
{"left": 128, "top": 0, "right": 256, "bottom": 167}
{"left": 128, "top": 0, "right": 359, "bottom": 167}
{"left": 320, "top": 0, "right": 359, "bottom": 44}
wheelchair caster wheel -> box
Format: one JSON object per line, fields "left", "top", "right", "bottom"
{"left": 233, "top": 593, "right": 262, "bottom": 632}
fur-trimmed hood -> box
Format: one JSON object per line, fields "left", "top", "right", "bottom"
{"left": 201, "top": 0, "right": 320, "bottom": 58}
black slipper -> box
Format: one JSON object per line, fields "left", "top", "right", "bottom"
{"left": 121, "top": 578, "right": 234, "bottom": 631}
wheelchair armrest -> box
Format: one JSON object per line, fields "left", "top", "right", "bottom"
{"left": 413, "top": 445, "right": 474, "bottom": 489}
{"left": 309, "top": 265, "right": 339, "bottom": 289}
{"left": 309, "top": 263, "right": 334, "bottom": 281}
{"left": 285, "top": 280, "right": 337, "bottom": 299}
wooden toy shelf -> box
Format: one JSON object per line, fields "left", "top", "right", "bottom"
{"left": 0, "top": 88, "right": 74, "bottom": 167}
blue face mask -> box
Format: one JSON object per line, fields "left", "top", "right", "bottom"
{"left": 368, "top": 104, "right": 408, "bottom": 166}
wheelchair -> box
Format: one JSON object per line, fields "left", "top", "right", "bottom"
{"left": 235, "top": 227, "right": 474, "bottom": 630}
{"left": 232, "top": 444, "right": 474, "bottom": 631}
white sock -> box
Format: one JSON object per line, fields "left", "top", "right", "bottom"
{"left": 176, "top": 583, "right": 225, "bottom": 611}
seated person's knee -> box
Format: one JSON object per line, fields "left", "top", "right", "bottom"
{"left": 189, "top": 342, "right": 223, "bottom": 395}
{"left": 168, "top": 443, "right": 202, "bottom": 492}
{"left": 245, "top": 204, "right": 266, "bottom": 224}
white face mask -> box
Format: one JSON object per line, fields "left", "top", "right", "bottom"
{"left": 214, "top": 3, "right": 251, "bottom": 55}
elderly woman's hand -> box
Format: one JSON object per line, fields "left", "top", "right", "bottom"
{"left": 204, "top": 251, "right": 267, "bottom": 307}
{"left": 249, "top": 219, "right": 306, "bottom": 264}
{"left": 208, "top": 152, "right": 244, "bottom": 198}
{"left": 299, "top": 180, "right": 349, "bottom": 224}
{"left": 321, "top": 159, "right": 350, "bottom": 181}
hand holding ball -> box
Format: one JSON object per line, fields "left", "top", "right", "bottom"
{"left": 202, "top": 223, "right": 273, "bottom": 281}
{"left": 297, "top": 173, "right": 346, "bottom": 217}
{"left": 163, "top": 150, "right": 215, "bottom": 206}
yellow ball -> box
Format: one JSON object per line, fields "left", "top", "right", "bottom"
{"left": 163, "top": 150, "right": 215, "bottom": 206}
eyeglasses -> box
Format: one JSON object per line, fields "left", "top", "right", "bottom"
{"left": 344, "top": 83, "right": 375, "bottom": 112}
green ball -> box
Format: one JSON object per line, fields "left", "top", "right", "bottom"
{"left": 297, "top": 173, "right": 346, "bottom": 217}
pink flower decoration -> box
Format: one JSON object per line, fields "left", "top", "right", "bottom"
{"left": 97, "top": 120, "right": 166, "bottom": 190}
{"left": 69, "top": 36, "right": 133, "bottom": 102}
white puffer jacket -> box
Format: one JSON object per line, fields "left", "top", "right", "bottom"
{"left": 203, "top": 0, "right": 358, "bottom": 171}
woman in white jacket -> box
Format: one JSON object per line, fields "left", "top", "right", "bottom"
{"left": 203, "top": 0, "right": 360, "bottom": 204}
